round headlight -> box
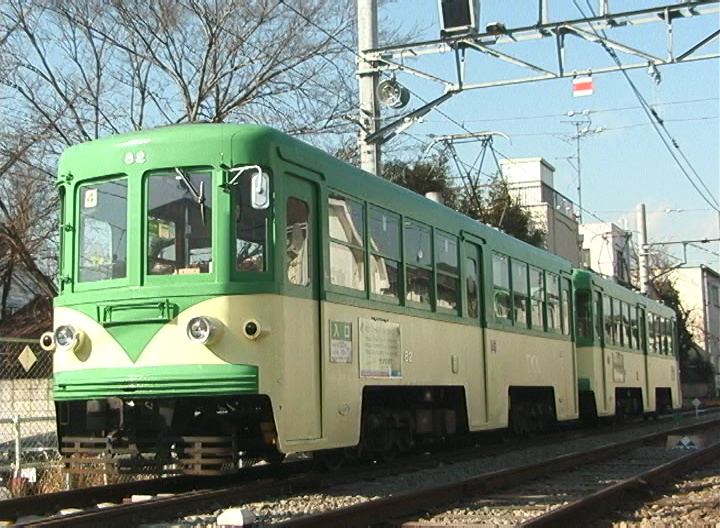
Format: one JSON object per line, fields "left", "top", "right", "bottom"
{"left": 55, "top": 325, "right": 78, "bottom": 350}
{"left": 186, "top": 316, "right": 222, "bottom": 345}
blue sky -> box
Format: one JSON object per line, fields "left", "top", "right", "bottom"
{"left": 377, "top": 0, "right": 719, "bottom": 270}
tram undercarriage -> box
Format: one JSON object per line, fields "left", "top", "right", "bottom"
{"left": 56, "top": 395, "right": 281, "bottom": 476}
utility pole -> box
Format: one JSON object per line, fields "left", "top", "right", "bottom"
{"left": 565, "top": 113, "right": 603, "bottom": 223}
{"left": 357, "top": 0, "right": 380, "bottom": 175}
{"left": 637, "top": 203, "right": 650, "bottom": 295}
{"left": 573, "top": 120, "right": 584, "bottom": 223}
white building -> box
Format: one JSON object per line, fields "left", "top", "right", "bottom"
{"left": 579, "top": 222, "right": 633, "bottom": 286}
{"left": 669, "top": 265, "right": 720, "bottom": 390}
{"left": 500, "top": 158, "right": 581, "bottom": 266}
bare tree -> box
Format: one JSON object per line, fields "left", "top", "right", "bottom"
{"left": 0, "top": 130, "right": 59, "bottom": 308}
{"left": 27, "top": 0, "right": 359, "bottom": 136}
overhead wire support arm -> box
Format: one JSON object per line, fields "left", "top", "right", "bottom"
{"left": 365, "top": 91, "right": 457, "bottom": 145}
{"left": 676, "top": 28, "right": 720, "bottom": 61}
{"left": 364, "top": 1, "right": 719, "bottom": 92}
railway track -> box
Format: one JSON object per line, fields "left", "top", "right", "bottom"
{"left": 281, "top": 420, "right": 720, "bottom": 527}
{"left": 4, "top": 414, "right": 718, "bottom": 527}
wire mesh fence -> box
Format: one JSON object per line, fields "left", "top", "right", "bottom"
{"left": 0, "top": 336, "right": 57, "bottom": 490}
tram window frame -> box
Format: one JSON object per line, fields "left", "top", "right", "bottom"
{"left": 612, "top": 298, "right": 622, "bottom": 346}
{"left": 648, "top": 312, "right": 656, "bottom": 353}
{"left": 630, "top": 305, "right": 639, "bottom": 350}
{"left": 561, "top": 277, "right": 571, "bottom": 336}
{"left": 603, "top": 295, "right": 613, "bottom": 345}
{"left": 77, "top": 176, "right": 130, "bottom": 284}
{"left": 575, "top": 290, "right": 592, "bottom": 339}
{"left": 637, "top": 308, "right": 646, "bottom": 351}
{"left": 594, "top": 291, "right": 604, "bottom": 345}
{"left": 286, "top": 197, "right": 311, "bottom": 287}
{"left": 546, "top": 272, "right": 561, "bottom": 333}
{"left": 233, "top": 168, "right": 271, "bottom": 274}
{"left": 465, "top": 256, "right": 479, "bottom": 319}
{"left": 368, "top": 205, "right": 401, "bottom": 303}
{"left": 492, "top": 252, "right": 512, "bottom": 324}
{"left": 327, "top": 192, "right": 366, "bottom": 293}
{"left": 529, "top": 266, "right": 545, "bottom": 331}
{"left": 662, "top": 317, "right": 670, "bottom": 355}
{"left": 623, "top": 302, "right": 632, "bottom": 349}
{"left": 403, "top": 219, "right": 433, "bottom": 309}
{"left": 669, "top": 319, "right": 675, "bottom": 356}
{"left": 145, "top": 168, "right": 214, "bottom": 277}
{"left": 512, "top": 260, "right": 530, "bottom": 328}
{"left": 435, "top": 231, "right": 459, "bottom": 314}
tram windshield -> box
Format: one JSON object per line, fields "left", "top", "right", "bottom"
{"left": 78, "top": 177, "right": 128, "bottom": 282}
{"left": 146, "top": 168, "right": 213, "bottom": 275}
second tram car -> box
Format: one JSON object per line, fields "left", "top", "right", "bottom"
{"left": 573, "top": 269, "right": 681, "bottom": 422}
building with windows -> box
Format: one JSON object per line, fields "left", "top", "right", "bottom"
{"left": 669, "top": 265, "right": 720, "bottom": 392}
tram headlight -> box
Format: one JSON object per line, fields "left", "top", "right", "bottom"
{"left": 186, "top": 316, "right": 223, "bottom": 345}
{"left": 54, "top": 325, "right": 84, "bottom": 351}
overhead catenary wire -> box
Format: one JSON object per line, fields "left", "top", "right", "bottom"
{"left": 284, "top": 0, "right": 717, "bottom": 269}
{"left": 574, "top": 0, "right": 720, "bottom": 213}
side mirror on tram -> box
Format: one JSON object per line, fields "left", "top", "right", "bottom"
{"left": 251, "top": 170, "right": 270, "bottom": 210}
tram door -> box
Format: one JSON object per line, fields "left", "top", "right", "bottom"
{"left": 283, "top": 174, "right": 322, "bottom": 440}
{"left": 464, "top": 240, "right": 488, "bottom": 426}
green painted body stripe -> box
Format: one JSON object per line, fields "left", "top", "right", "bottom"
{"left": 54, "top": 364, "right": 258, "bottom": 400}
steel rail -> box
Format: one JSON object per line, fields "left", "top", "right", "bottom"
{"left": 522, "top": 440, "right": 720, "bottom": 527}
{"left": 277, "top": 418, "right": 720, "bottom": 527}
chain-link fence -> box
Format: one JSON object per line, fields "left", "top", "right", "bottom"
{"left": 0, "top": 336, "right": 57, "bottom": 490}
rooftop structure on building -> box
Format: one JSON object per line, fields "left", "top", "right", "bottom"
{"left": 500, "top": 157, "right": 580, "bottom": 266}
{"left": 579, "top": 222, "right": 633, "bottom": 287}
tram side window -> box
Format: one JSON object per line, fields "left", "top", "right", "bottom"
{"left": 594, "top": 291, "right": 603, "bottom": 344}
{"left": 648, "top": 313, "right": 656, "bottom": 353}
{"left": 671, "top": 321, "right": 677, "bottom": 357}
{"left": 79, "top": 178, "right": 128, "bottom": 282}
{"left": 465, "top": 257, "right": 479, "bottom": 318}
{"left": 287, "top": 197, "right": 310, "bottom": 286}
{"left": 369, "top": 206, "right": 400, "bottom": 300}
{"left": 603, "top": 295, "right": 613, "bottom": 345}
{"left": 530, "top": 267, "right": 544, "bottom": 330}
{"left": 436, "top": 232, "right": 459, "bottom": 312}
{"left": 575, "top": 291, "right": 592, "bottom": 339}
{"left": 512, "top": 260, "right": 529, "bottom": 328}
{"left": 657, "top": 317, "right": 665, "bottom": 355}
{"left": 492, "top": 253, "right": 512, "bottom": 322}
{"left": 613, "top": 298, "right": 622, "bottom": 346}
{"left": 234, "top": 171, "right": 268, "bottom": 272}
{"left": 661, "top": 317, "right": 670, "bottom": 355}
{"left": 546, "top": 272, "right": 561, "bottom": 332}
{"left": 561, "top": 277, "right": 571, "bottom": 335}
{"left": 404, "top": 220, "right": 432, "bottom": 307}
{"left": 637, "top": 310, "right": 646, "bottom": 351}
{"left": 328, "top": 193, "right": 365, "bottom": 291}
{"left": 623, "top": 303, "right": 633, "bottom": 349}
{"left": 630, "top": 306, "right": 639, "bottom": 350}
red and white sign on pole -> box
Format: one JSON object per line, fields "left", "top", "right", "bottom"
{"left": 572, "top": 75, "right": 594, "bottom": 97}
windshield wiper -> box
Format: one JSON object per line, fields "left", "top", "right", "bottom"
{"left": 174, "top": 167, "right": 206, "bottom": 225}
